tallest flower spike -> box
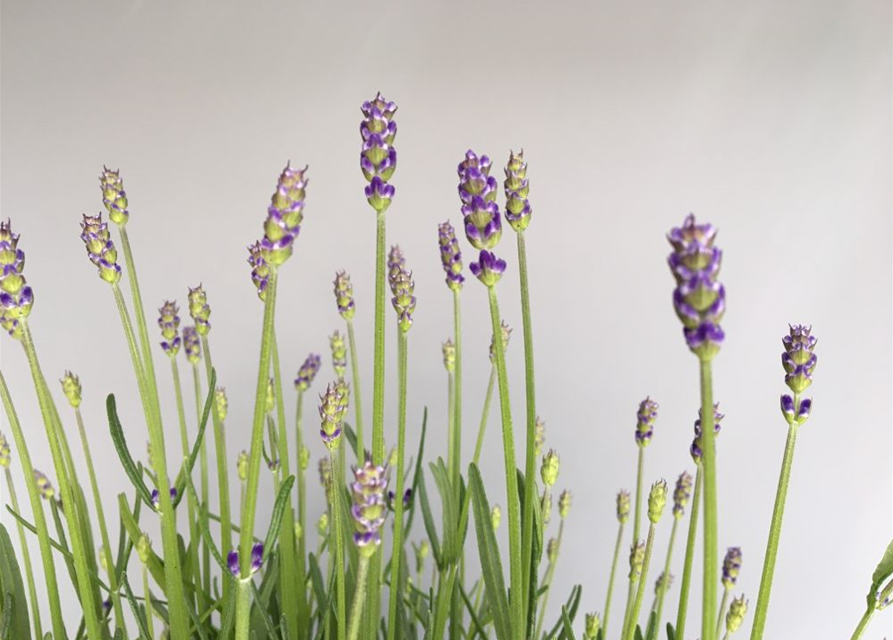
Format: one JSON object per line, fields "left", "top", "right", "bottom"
{"left": 0, "top": 220, "right": 33, "bottom": 339}
{"left": 361, "top": 92, "right": 398, "bottom": 213}
{"left": 262, "top": 163, "right": 308, "bottom": 267}
{"left": 459, "top": 150, "right": 508, "bottom": 286}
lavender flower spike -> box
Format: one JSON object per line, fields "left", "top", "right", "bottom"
{"left": 635, "top": 397, "right": 659, "bottom": 447}
{"left": 247, "top": 241, "right": 271, "bottom": 301}
{"left": 34, "top": 470, "right": 55, "bottom": 500}
{"left": 99, "top": 167, "right": 129, "bottom": 226}
{"left": 470, "top": 250, "right": 507, "bottom": 287}
{"left": 442, "top": 339, "right": 456, "bottom": 372}
{"left": 361, "top": 92, "right": 398, "bottom": 213}
{"left": 351, "top": 460, "right": 389, "bottom": 557}
{"left": 262, "top": 163, "right": 308, "bottom": 267}
{"left": 0, "top": 220, "right": 34, "bottom": 338}
{"left": 629, "top": 541, "right": 646, "bottom": 579}
{"left": 617, "top": 489, "right": 631, "bottom": 524}
{"left": 187, "top": 284, "right": 211, "bottom": 336}
{"left": 295, "top": 353, "right": 322, "bottom": 391}
{"left": 80, "top": 213, "right": 122, "bottom": 284}
{"left": 667, "top": 214, "right": 725, "bottom": 359}
{"left": 781, "top": 325, "right": 818, "bottom": 427}
{"left": 333, "top": 271, "right": 356, "bottom": 319}
{"left": 0, "top": 432, "right": 10, "bottom": 467}
{"left": 319, "top": 382, "right": 348, "bottom": 450}
{"left": 504, "top": 149, "right": 532, "bottom": 232}
{"left": 438, "top": 221, "right": 465, "bottom": 291}
{"left": 158, "top": 300, "right": 182, "bottom": 357}
{"left": 722, "top": 547, "right": 743, "bottom": 588}
{"left": 459, "top": 150, "right": 502, "bottom": 250}
{"left": 389, "top": 248, "right": 416, "bottom": 332}
{"left": 182, "top": 325, "right": 201, "bottom": 365}
{"left": 61, "top": 371, "right": 83, "bottom": 408}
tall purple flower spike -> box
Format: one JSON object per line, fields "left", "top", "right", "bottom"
{"left": 504, "top": 149, "right": 532, "bottom": 232}
{"left": 438, "top": 221, "right": 465, "bottom": 291}
{"left": 361, "top": 92, "right": 398, "bottom": 213}
{"left": 389, "top": 246, "right": 416, "bottom": 332}
{"left": 0, "top": 220, "right": 33, "bottom": 339}
{"left": 722, "top": 546, "right": 743, "bottom": 588}
{"left": 635, "top": 397, "right": 659, "bottom": 447}
{"left": 667, "top": 214, "right": 725, "bottom": 358}
{"left": 294, "top": 353, "right": 322, "bottom": 391}
{"left": 458, "top": 150, "right": 502, "bottom": 251}
{"left": 158, "top": 300, "right": 182, "bottom": 356}
{"left": 182, "top": 325, "right": 201, "bottom": 365}
{"left": 780, "top": 324, "right": 817, "bottom": 425}
{"left": 351, "top": 460, "right": 389, "bottom": 557}
{"left": 262, "top": 163, "right": 307, "bottom": 267}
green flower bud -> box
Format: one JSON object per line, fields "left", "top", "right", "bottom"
{"left": 34, "top": 470, "right": 54, "bottom": 500}
{"left": 725, "top": 595, "right": 748, "bottom": 634}
{"left": 330, "top": 331, "right": 347, "bottom": 379}
{"left": 265, "top": 377, "right": 275, "bottom": 415}
{"left": 418, "top": 539, "right": 430, "bottom": 560}
{"left": 187, "top": 284, "right": 211, "bottom": 336}
{"left": 547, "top": 537, "right": 559, "bottom": 563}
{"left": 442, "top": 339, "right": 456, "bottom": 373}
{"left": 491, "top": 505, "right": 502, "bottom": 530}
{"left": 629, "top": 541, "right": 645, "bottom": 579}
{"left": 99, "top": 167, "right": 129, "bottom": 226}
{"left": 137, "top": 533, "right": 152, "bottom": 565}
{"left": 299, "top": 445, "right": 310, "bottom": 472}
{"left": 534, "top": 416, "right": 545, "bottom": 456}
{"left": 215, "top": 387, "right": 228, "bottom": 422}
{"left": 648, "top": 479, "right": 668, "bottom": 524}
{"left": 542, "top": 492, "right": 553, "bottom": 526}
{"left": 295, "top": 522, "right": 303, "bottom": 542}
{"left": 541, "top": 449, "right": 560, "bottom": 487}
{"left": 558, "top": 489, "right": 572, "bottom": 519}
{"left": 98, "top": 545, "right": 109, "bottom": 573}
{"left": 0, "top": 432, "right": 10, "bottom": 468}
{"left": 584, "top": 613, "right": 601, "bottom": 640}
{"left": 237, "top": 450, "right": 249, "bottom": 482}
{"left": 61, "top": 371, "right": 82, "bottom": 408}
{"left": 388, "top": 447, "right": 399, "bottom": 468}
{"left": 415, "top": 540, "right": 430, "bottom": 573}
{"left": 316, "top": 512, "right": 329, "bottom": 536}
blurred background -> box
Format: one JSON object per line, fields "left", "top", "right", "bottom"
{"left": 2, "top": 0, "right": 891, "bottom": 637}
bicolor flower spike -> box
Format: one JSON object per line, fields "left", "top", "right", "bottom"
{"left": 61, "top": 371, "right": 83, "bottom": 408}
{"left": 187, "top": 285, "right": 211, "bottom": 336}
{"left": 351, "top": 461, "right": 389, "bottom": 557}
{"left": 667, "top": 214, "right": 726, "bottom": 359}
{"left": 262, "top": 163, "right": 308, "bottom": 267}
{"left": 80, "top": 214, "right": 122, "bottom": 284}
{"left": 247, "top": 241, "right": 271, "bottom": 301}
{"left": 781, "top": 324, "right": 817, "bottom": 426}
{"left": 438, "top": 221, "right": 464, "bottom": 291}
{"left": 183, "top": 326, "right": 201, "bottom": 365}
{"left": 361, "top": 92, "right": 398, "bottom": 213}
{"left": 158, "top": 300, "right": 182, "bottom": 356}
{"left": 330, "top": 331, "right": 347, "bottom": 379}
{"left": 0, "top": 220, "right": 33, "bottom": 338}
{"left": 215, "top": 387, "right": 228, "bottom": 421}
{"left": 34, "top": 470, "right": 54, "bottom": 500}
{"left": 470, "top": 250, "right": 506, "bottom": 287}
{"left": 227, "top": 543, "right": 264, "bottom": 578}
{"left": 672, "top": 470, "right": 694, "bottom": 519}
{"left": 99, "top": 167, "right": 129, "bottom": 226}
{"left": 722, "top": 547, "right": 743, "bottom": 588}
{"left": 458, "top": 150, "right": 501, "bottom": 250}
{"left": 333, "top": 271, "right": 356, "bottom": 319}
{"left": 647, "top": 479, "right": 668, "bottom": 524}
{"left": 295, "top": 353, "right": 322, "bottom": 392}
{"left": 389, "top": 247, "right": 416, "bottom": 332}
{"left": 635, "top": 397, "right": 659, "bottom": 447}
{"left": 504, "top": 149, "right": 532, "bottom": 232}
{"left": 319, "top": 382, "right": 348, "bottom": 450}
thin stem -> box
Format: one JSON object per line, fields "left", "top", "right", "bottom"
{"left": 346, "top": 318, "right": 365, "bottom": 458}
{"left": 700, "top": 357, "right": 719, "bottom": 640}
{"left": 371, "top": 212, "right": 387, "bottom": 463}
{"left": 534, "top": 519, "right": 565, "bottom": 640}
{"left": 74, "top": 407, "right": 127, "bottom": 633}
{"left": 331, "top": 450, "right": 348, "bottom": 640}
{"left": 486, "top": 286, "right": 523, "bottom": 637}
{"left": 621, "top": 448, "right": 646, "bottom": 640}
{"left": 20, "top": 326, "right": 104, "bottom": 639}
{"left": 472, "top": 366, "right": 496, "bottom": 467}
{"left": 200, "top": 335, "right": 234, "bottom": 608}
{"left": 0, "top": 370, "right": 64, "bottom": 639}
{"left": 235, "top": 269, "right": 280, "bottom": 639}
{"left": 386, "top": 331, "right": 409, "bottom": 640}
{"left": 3, "top": 467, "right": 43, "bottom": 639}
{"left": 603, "top": 521, "right": 625, "bottom": 640}
{"left": 626, "top": 523, "right": 657, "bottom": 640}
{"left": 348, "top": 557, "right": 371, "bottom": 640}
{"left": 450, "top": 289, "right": 462, "bottom": 492}
{"left": 516, "top": 230, "right": 538, "bottom": 636}
{"left": 716, "top": 588, "right": 730, "bottom": 639}
{"left": 295, "top": 388, "right": 309, "bottom": 627}
{"left": 654, "top": 516, "right": 679, "bottom": 635}
{"left": 849, "top": 607, "right": 875, "bottom": 640}
{"left": 192, "top": 362, "right": 212, "bottom": 606}
{"left": 749, "top": 421, "right": 800, "bottom": 640}
{"left": 675, "top": 467, "right": 702, "bottom": 640}
{"left": 143, "top": 564, "right": 156, "bottom": 640}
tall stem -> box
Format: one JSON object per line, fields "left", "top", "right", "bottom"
{"left": 235, "top": 269, "right": 280, "bottom": 638}
{"left": 450, "top": 289, "right": 462, "bottom": 492}
{"left": 371, "top": 212, "right": 387, "bottom": 464}
{"left": 192, "top": 362, "right": 212, "bottom": 605}
{"left": 715, "top": 588, "right": 730, "bottom": 639}
{"left": 626, "top": 523, "right": 657, "bottom": 640}
{"left": 75, "top": 407, "right": 127, "bottom": 633}
{"left": 516, "top": 231, "right": 538, "bottom": 635}
{"left": 699, "top": 357, "right": 718, "bottom": 640}
{"left": 849, "top": 607, "right": 875, "bottom": 640}
{"left": 386, "top": 331, "right": 409, "bottom": 640}
{"left": 472, "top": 367, "right": 496, "bottom": 466}
{"left": 0, "top": 370, "right": 65, "bottom": 639}
{"left": 331, "top": 450, "right": 348, "bottom": 640}
{"left": 486, "top": 286, "right": 523, "bottom": 637}
{"left": 654, "top": 517, "right": 679, "bottom": 635}
{"left": 348, "top": 557, "right": 371, "bottom": 640}
{"left": 675, "top": 467, "right": 702, "bottom": 640}
{"left": 621, "top": 448, "right": 646, "bottom": 640}
{"left": 295, "top": 388, "right": 309, "bottom": 632}
{"left": 602, "top": 522, "right": 625, "bottom": 640}
{"left": 749, "top": 421, "right": 800, "bottom": 640}
{"left": 346, "top": 318, "right": 365, "bottom": 458}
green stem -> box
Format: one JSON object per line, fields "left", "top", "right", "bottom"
{"left": 716, "top": 588, "right": 730, "bottom": 638}
{"left": 346, "top": 319, "right": 365, "bottom": 458}
{"left": 621, "top": 448, "right": 646, "bottom": 640}
{"left": 0, "top": 370, "right": 64, "bottom": 639}
{"left": 143, "top": 563, "right": 156, "bottom": 640}
{"left": 516, "top": 231, "right": 538, "bottom": 636}
{"left": 700, "top": 357, "right": 718, "bottom": 640}
{"left": 386, "top": 331, "right": 409, "bottom": 640}
{"left": 450, "top": 289, "right": 462, "bottom": 493}
{"left": 75, "top": 407, "right": 127, "bottom": 634}
{"left": 235, "top": 269, "right": 280, "bottom": 639}
{"left": 296, "top": 389, "right": 308, "bottom": 586}
{"left": 271, "top": 329, "right": 301, "bottom": 639}
{"left": 654, "top": 516, "right": 679, "bottom": 635}
{"left": 603, "top": 522, "right": 625, "bottom": 640}
{"left": 348, "top": 557, "right": 371, "bottom": 640}
{"left": 371, "top": 212, "right": 387, "bottom": 463}
{"left": 486, "top": 286, "right": 523, "bottom": 637}
{"left": 749, "top": 420, "right": 800, "bottom": 640}
{"left": 534, "top": 519, "right": 565, "bottom": 640}
{"left": 20, "top": 326, "right": 104, "bottom": 639}
{"left": 626, "top": 523, "right": 657, "bottom": 640}
{"left": 849, "top": 607, "right": 875, "bottom": 640}
{"left": 331, "top": 450, "right": 347, "bottom": 640}
{"left": 675, "top": 467, "right": 702, "bottom": 640}
{"left": 200, "top": 335, "right": 234, "bottom": 608}
{"left": 472, "top": 366, "right": 496, "bottom": 467}
{"left": 192, "top": 362, "right": 212, "bottom": 607}
{"left": 3, "top": 467, "right": 44, "bottom": 640}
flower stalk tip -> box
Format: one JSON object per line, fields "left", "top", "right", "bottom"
{"left": 437, "top": 221, "right": 465, "bottom": 291}
{"left": 158, "top": 300, "right": 182, "bottom": 356}
{"left": 295, "top": 353, "right": 322, "bottom": 392}
{"left": 361, "top": 92, "right": 398, "bottom": 213}
{"left": 80, "top": 214, "right": 122, "bottom": 284}
{"left": 187, "top": 285, "right": 211, "bottom": 336}
{"left": 617, "top": 489, "right": 631, "bottom": 524}
{"left": 61, "top": 371, "right": 83, "bottom": 408}
{"left": 635, "top": 397, "right": 659, "bottom": 447}
{"left": 504, "top": 149, "right": 532, "bottom": 233}
{"left": 672, "top": 470, "right": 694, "bottom": 518}
{"left": 319, "top": 382, "right": 348, "bottom": 450}
{"left": 262, "top": 163, "right": 308, "bottom": 267}
{"left": 351, "top": 460, "right": 389, "bottom": 557}
{"left": 647, "top": 479, "right": 668, "bottom": 524}
{"left": 333, "top": 271, "right": 356, "bottom": 319}
{"left": 99, "top": 167, "right": 129, "bottom": 226}
{"left": 182, "top": 326, "right": 201, "bottom": 365}
{"left": 0, "top": 220, "right": 33, "bottom": 338}
{"left": 722, "top": 547, "right": 743, "bottom": 588}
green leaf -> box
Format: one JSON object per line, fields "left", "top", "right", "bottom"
{"left": 560, "top": 606, "right": 578, "bottom": 640}
{"left": 403, "top": 408, "right": 428, "bottom": 535}
{"left": 120, "top": 571, "right": 152, "bottom": 640}
{"left": 261, "top": 475, "right": 295, "bottom": 563}
{"left": 870, "top": 537, "right": 893, "bottom": 593}
{"left": 0, "top": 525, "right": 30, "bottom": 640}
{"left": 430, "top": 459, "right": 458, "bottom": 564}
{"left": 344, "top": 422, "right": 358, "bottom": 458}
{"left": 634, "top": 623, "right": 645, "bottom": 640}
{"left": 172, "top": 368, "right": 216, "bottom": 509}
{"left": 468, "top": 463, "right": 511, "bottom": 640}
{"left": 106, "top": 394, "right": 154, "bottom": 507}
{"left": 665, "top": 622, "right": 676, "bottom": 640}
{"left": 417, "top": 473, "right": 442, "bottom": 568}
{"left": 544, "top": 585, "right": 581, "bottom": 640}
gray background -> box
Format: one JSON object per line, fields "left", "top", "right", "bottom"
{"left": 2, "top": 1, "right": 891, "bottom": 638}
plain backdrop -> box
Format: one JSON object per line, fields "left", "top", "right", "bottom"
{"left": 1, "top": 1, "right": 891, "bottom": 638}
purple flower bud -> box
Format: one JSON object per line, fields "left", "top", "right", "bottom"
{"left": 158, "top": 300, "right": 182, "bottom": 356}
{"left": 247, "top": 241, "right": 271, "bottom": 301}
{"left": 470, "top": 250, "right": 506, "bottom": 287}
{"left": 319, "top": 382, "right": 348, "bottom": 450}
{"left": 673, "top": 470, "right": 694, "bottom": 518}
{"left": 361, "top": 92, "right": 398, "bottom": 213}
{"left": 389, "top": 248, "right": 416, "bottom": 332}
{"left": 694, "top": 403, "right": 724, "bottom": 437}
{"left": 388, "top": 487, "right": 412, "bottom": 510}
{"left": 150, "top": 487, "right": 177, "bottom": 510}
{"left": 182, "top": 326, "right": 201, "bottom": 365}
{"left": 0, "top": 220, "right": 33, "bottom": 333}
{"left": 187, "top": 285, "right": 211, "bottom": 336}
{"left": 667, "top": 214, "right": 725, "bottom": 359}
{"left": 504, "top": 150, "right": 532, "bottom": 232}
{"left": 780, "top": 394, "right": 795, "bottom": 422}
{"left": 438, "top": 221, "right": 465, "bottom": 291}
{"left": 459, "top": 150, "right": 503, "bottom": 250}
{"left": 333, "top": 271, "right": 356, "bottom": 319}
{"left": 99, "top": 167, "right": 129, "bottom": 226}
{"left": 635, "top": 397, "right": 659, "bottom": 447}
{"left": 387, "top": 245, "right": 406, "bottom": 289}
{"left": 80, "top": 214, "right": 122, "bottom": 284}
{"left": 782, "top": 324, "right": 817, "bottom": 393}
{"left": 295, "top": 353, "right": 322, "bottom": 391}
{"left": 722, "top": 547, "right": 743, "bottom": 588}
{"left": 262, "top": 163, "right": 307, "bottom": 267}
{"left": 34, "top": 470, "right": 55, "bottom": 500}
{"left": 227, "top": 549, "right": 240, "bottom": 576}
{"left": 351, "top": 460, "right": 389, "bottom": 558}
{"left": 797, "top": 398, "right": 812, "bottom": 421}
{"left": 251, "top": 542, "right": 264, "bottom": 572}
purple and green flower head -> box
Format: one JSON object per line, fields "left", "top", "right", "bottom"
{"left": 672, "top": 470, "right": 693, "bottom": 518}
{"left": 635, "top": 396, "right": 659, "bottom": 447}
{"left": 262, "top": 163, "right": 307, "bottom": 267}
{"left": 295, "top": 353, "right": 322, "bottom": 392}
{"left": 459, "top": 150, "right": 502, "bottom": 250}
{"left": 0, "top": 432, "right": 10, "bottom": 467}
{"left": 0, "top": 220, "right": 33, "bottom": 333}
{"left": 99, "top": 167, "right": 129, "bottom": 226}
{"left": 722, "top": 546, "right": 743, "bottom": 588}
{"left": 351, "top": 460, "right": 389, "bottom": 558}
{"left": 387, "top": 245, "right": 406, "bottom": 289}
{"left": 647, "top": 478, "right": 668, "bottom": 523}
{"left": 319, "top": 382, "right": 348, "bottom": 450}
{"left": 215, "top": 387, "right": 228, "bottom": 421}
{"left": 182, "top": 326, "right": 201, "bottom": 365}
{"left": 330, "top": 331, "right": 347, "bottom": 378}
{"left": 781, "top": 324, "right": 817, "bottom": 426}
{"left": 629, "top": 540, "right": 646, "bottom": 578}
{"left": 247, "top": 241, "right": 270, "bottom": 301}
{"left": 34, "top": 470, "right": 54, "bottom": 500}
{"left": 617, "top": 489, "right": 631, "bottom": 524}
{"left": 504, "top": 149, "right": 532, "bottom": 232}
{"left": 442, "top": 339, "right": 456, "bottom": 372}
{"left": 151, "top": 487, "right": 177, "bottom": 510}
{"left": 333, "top": 271, "right": 355, "bottom": 319}
{"left": 187, "top": 285, "right": 211, "bottom": 336}
{"left": 80, "top": 213, "right": 122, "bottom": 284}
{"left": 438, "top": 221, "right": 465, "bottom": 291}
{"left": 667, "top": 214, "right": 725, "bottom": 359}
{"left": 228, "top": 542, "right": 264, "bottom": 577}
{"left": 158, "top": 300, "right": 182, "bottom": 356}
{"left": 470, "top": 250, "right": 506, "bottom": 287}
{"left": 361, "top": 92, "right": 398, "bottom": 213}
{"left": 61, "top": 371, "right": 83, "bottom": 408}
{"left": 389, "top": 249, "right": 416, "bottom": 332}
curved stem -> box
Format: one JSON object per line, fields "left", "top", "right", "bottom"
{"left": 626, "top": 523, "right": 657, "bottom": 640}
{"left": 486, "top": 286, "right": 523, "bottom": 637}
{"left": 386, "top": 331, "right": 409, "bottom": 640}
{"left": 654, "top": 516, "right": 679, "bottom": 635}
{"left": 699, "top": 357, "right": 718, "bottom": 640}
{"left": 849, "top": 607, "right": 875, "bottom": 640}
{"left": 346, "top": 319, "right": 365, "bottom": 458}
{"left": 749, "top": 421, "right": 800, "bottom": 640}
{"left": 602, "top": 521, "right": 625, "bottom": 639}
{"left": 348, "top": 557, "right": 371, "bottom": 640}
{"left": 675, "top": 467, "right": 702, "bottom": 640}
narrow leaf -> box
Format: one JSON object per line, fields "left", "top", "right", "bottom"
{"left": 106, "top": 394, "right": 154, "bottom": 507}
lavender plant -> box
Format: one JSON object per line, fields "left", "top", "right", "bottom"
{"left": 0, "top": 93, "right": 884, "bottom": 640}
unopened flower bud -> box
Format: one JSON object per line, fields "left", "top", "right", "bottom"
{"left": 558, "top": 489, "right": 572, "bottom": 519}
{"left": 648, "top": 479, "right": 668, "bottom": 524}
{"left": 534, "top": 416, "right": 546, "bottom": 455}
{"left": 330, "top": 331, "right": 347, "bottom": 379}
{"left": 636, "top": 397, "right": 659, "bottom": 447}
{"left": 504, "top": 150, "right": 532, "bottom": 233}
{"left": 299, "top": 445, "right": 310, "bottom": 472}
{"left": 295, "top": 353, "right": 322, "bottom": 392}
{"left": 61, "top": 371, "right": 83, "bottom": 408}
{"left": 725, "top": 595, "right": 748, "bottom": 634}
{"left": 262, "top": 163, "right": 307, "bottom": 267}
{"left": 541, "top": 449, "right": 560, "bottom": 487}
{"left": 547, "top": 537, "right": 559, "bottom": 563}
{"left": 80, "top": 214, "right": 121, "bottom": 284}
{"left": 584, "top": 613, "right": 601, "bottom": 640}
{"left": 673, "top": 471, "right": 693, "bottom": 519}
{"left": 137, "top": 534, "right": 152, "bottom": 564}
{"left": 782, "top": 324, "right": 817, "bottom": 394}
{"left": 187, "top": 285, "right": 211, "bottom": 336}
{"left": 34, "top": 470, "right": 54, "bottom": 500}
{"left": 0, "top": 432, "right": 10, "bottom": 467}
{"left": 333, "top": 271, "right": 356, "bottom": 320}
{"left": 722, "top": 547, "right": 743, "bottom": 589}
{"left": 491, "top": 505, "right": 502, "bottom": 530}
{"left": 215, "top": 387, "right": 228, "bottom": 422}
{"left": 157, "top": 301, "right": 182, "bottom": 357}
{"left": 237, "top": 450, "right": 249, "bottom": 482}
{"left": 470, "top": 250, "right": 507, "bottom": 287}
{"left": 442, "top": 339, "right": 456, "bottom": 372}
{"left": 629, "top": 541, "right": 646, "bottom": 579}
{"left": 183, "top": 326, "right": 201, "bottom": 365}
{"left": 617, "top": 490, "right": 631, "bottom": 524}
{"left": 654, "top": 571, "right": 673, "bottom": 594}
{"left": 317, "top": 512, "right": 329, "bottom": 535}
{"left": 438, "top": 221, "right": 465, "bottom": 291}
{"left": 99, "top": 167, "right": 129, "bottom": 226}
{"left": 542, "top": 492, "right": 553, "bottom": 525}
